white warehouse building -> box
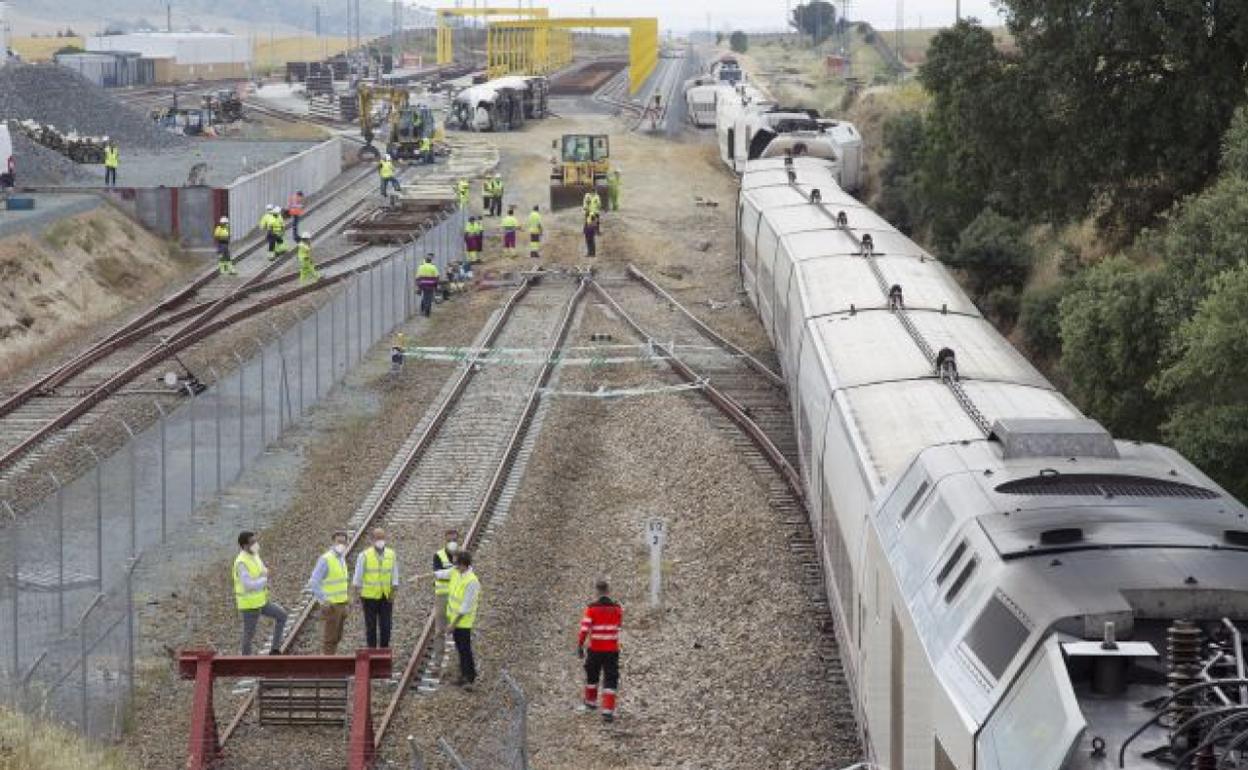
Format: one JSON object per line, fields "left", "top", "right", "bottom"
{"left": 85, "top": 32, "right": 251, "bottom": 81}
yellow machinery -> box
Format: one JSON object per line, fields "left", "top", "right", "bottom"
{"left": 550, "top": 133, "right": 612, "bottom": 210}
{"left": 436, "top": 7, "right": 549, "bottom": 65}
{"left": 357, "top": 84, "right": 437, "bottom": 161}
{"left": 486, "top": 17, "right": 658, "bottom": 94}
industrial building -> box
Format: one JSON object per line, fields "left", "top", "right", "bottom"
{"left": 85, "top": 32, "right": 252, "bottom": 82}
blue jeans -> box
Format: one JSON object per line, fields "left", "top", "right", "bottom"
{"left": 381, "top": 177, "right": 401, "bottom": 196}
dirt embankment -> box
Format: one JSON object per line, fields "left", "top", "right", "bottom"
{"left": 0, "top": 205, "right": 198, "bottom": 380}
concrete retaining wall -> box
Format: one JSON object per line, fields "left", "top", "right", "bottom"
{"left": 227, "top": 138, "right": 343, "bottom": 242}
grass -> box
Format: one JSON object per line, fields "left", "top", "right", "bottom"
{"left": 42, "top": 220, "right": 75, "bottom": 251}
{"left": 0, "top": 707, "right": 130, "bottom": 770}
{"left": 891, "top": 26, "right": 1015, "bottom": 65}
{"left": 252, "top": 35, "right": 352, "bottom": 74}
{"left": 9, "top": 36, "right": 85, "bottom": 62}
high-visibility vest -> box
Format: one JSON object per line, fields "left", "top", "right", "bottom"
{"left": 360, "top": 547, "right": 396, "bottom": 599}
{"left": 583, "top": 192, "right": 601, "bottom": 214}
{"left": 104, "top": 146, "right": 119, "bottom": 169}
{"left": 419, "top": 137, "right": 431, "bottom": 151}
{"left": 297, "top": 241, "right": 312, "bottom": 263}
{"left": 527, "top": 212, "right": 542, "bottom": 234}
{"left": 268, "top": 214, "right": 285, "bottom": 236}
{"left": 501, "top": 215, "right": 518, "bottom": 232}
{"left": 319, "top": 550, "right": 349, "bottom": 604}
{"left": 213, "top": 225, "right": 229, "bottom": 243}
{"left": 379, "top": 160, "right": 395, "bottom": 179}
{"left": 287, "top": 193, "right": 304, "bottom": 216}
{"left": 456, "top": 180, "right": 468, "bottom": 196}
{"left": 259, "top": 212, "right": 272, "bottom": 231}
{"left": 434, "top": 549, "right": 452, "bottom": 596}
{"left": 446, "top": 569, "right": 480, "bottom": 629}
{"left": 233, "top": 551, "right": 267, "bottom": 610}
{"left": 494, "top": 179, "right": 504, "bottom": 196}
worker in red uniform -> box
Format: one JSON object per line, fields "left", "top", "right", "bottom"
{"left": 576, "top": 579, "right": 622, "bottom": 722}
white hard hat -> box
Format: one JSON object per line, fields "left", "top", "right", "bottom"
{"left": 219, "top": 216, "right": 229, "bottom": 223}
{"left": 384, "top": 154, "right": 392, "bottom": 161}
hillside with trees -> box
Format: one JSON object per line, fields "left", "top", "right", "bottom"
{"left": 873, "top": 2, "right": 1248, "bottom": 497}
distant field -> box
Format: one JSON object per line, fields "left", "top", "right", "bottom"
{"left": 891, "top": 26, "right": 1015, "bottom": 64}
{"left": 10, "top": 36, "right": 86, "bottom": 61}
{"left": 253, "top": 35, "right": 353, "bottom": 71}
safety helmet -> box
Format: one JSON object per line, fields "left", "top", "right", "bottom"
{"left": 300, "top": 234, "right": 311, "bottom": 242}
{"left": 384, "top": 154, "right": 392, "bottom": 161}
{"left": 219, "top": 216, "right": 229, "bottom": 223}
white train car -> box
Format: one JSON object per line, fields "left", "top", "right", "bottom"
{"left": 738, "top": 155, "right": 1248, "bottom": 770}
{"left": 684, "top": 75, "right": 724, "bottom": 128}
{"left": 715, "top": 83, "right": 775, "bottom": 173}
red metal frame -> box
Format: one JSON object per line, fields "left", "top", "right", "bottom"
{"left": 178, "top": 649, "right": 392, "bottom": 770}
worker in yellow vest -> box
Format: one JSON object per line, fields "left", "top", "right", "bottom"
{"left": 296, "top": 235, "right": 319, "bottom": 284}
{"left": 352, "top": 527, "right": 398, "bottom": 649}
{"left": 528, "top": 205, "right": 543, "bottom": 259}
{"left": 214, "top": 217, "right": 236, "bottom": 275}
{"left": 431, "top": 529, "right": 459, "bottom": 659}
{"left": 419, "top": 135, "right": 433, "bottom": 164}
{"left": 481, "top": 177, "right": 494, "bottom": 214}
{"left": 233, "top": 530, "right": 287, "bottom": 655}
{"left": 268, "top": 206, "right": 288, "bottom": 259}
{"left": 305, "top": 530, "right": 350, "bottom": 654}
{"left": 489, "top": 174, "right": 505, "bottom": 216}
{"left": 464, "top": 216, "right": 480, "bottom": 263}
{"left": 607, "top": 170, "right": 621, "bottom": 211}
{"left": 455, "top": 178, "right": 469, "bottom": 209}
{"left": 103, "top": 142, "right": 119, "bottom": 187}
{"left": 433, "top": 550, "right": 481, "bottom": 688}
{"left": 416, "top": 254, "right": 440, "bottom": 317}
{"left": 500, "top": 206, "right": 519, "bottom": 257}
{"left": 379, "top": 154, "right": 400, "bottom": 197}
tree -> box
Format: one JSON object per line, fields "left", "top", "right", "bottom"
{"left": 877, "top": 110, "right": 925, "bottom": 235}
{"left": 729, "top": 31, "right": 749, "bottom": 54}
{"left": 1152, "top": 263, "right": 1248, "bottom": 500}
{"left": 1058, "top": 257, "right": 1167, "bottom": 440}
{"left": 54, "top": 45, "right": 85, "bottom": 56}
{"left": 947, "top": 208, "right": 1032, "bottom": 299}
{"left": 790, "top": 1, "right": 837, "bottom": 44}
{"left": 1017, "top": 281, "right": 1068, "bottom": 360}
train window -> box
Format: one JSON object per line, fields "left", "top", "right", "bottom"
{"left": 964, "top": 594, "right": 1030, "bottom": 680}
{"left": 935, "top": 541, "right": 966, "bottom": 585}
{"left": 899, "top": 480, "right": 930, "bottom": 521}
{"left": 943, "top": 556, "right": 977, "bottom": 603}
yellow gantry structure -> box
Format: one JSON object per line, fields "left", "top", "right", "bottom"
{"left": 436, "top": 7, "right": 550, "bottom": 65}
{"left": 486, "top": 17, "right": 659, "bottom": 94}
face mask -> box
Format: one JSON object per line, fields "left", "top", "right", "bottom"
{"left": 332, "top": 543, "right": 346, "bottom": 555}
{"left": 446, "top": 541, "right": 458, "bottom": 553}
{"left": 249, "top": 543, "right": 260, "bottom": 555}
{"left": 374, "top": 540, "right": 386, "bottom": 551}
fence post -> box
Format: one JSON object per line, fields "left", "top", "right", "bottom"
{"left": 315, "top": 301, "right": 323, "bottom": 399}
{"left": 5, "top": 500, "right": 18, "bottom": 683}
{"left": 109, "top": 416, "right": 138, "bottom": 558}
{"left": 84, "top": 447, "right": 103, "bottom": 591}
{"left": 355, "top": 273, "right": 364, "bottom": 363}
{"left": 259, "top": 341, "right": 268, "bottom": 447}
{"left": 77, "top": 593, "right": 103, "bottom": 735}
{"left": 344, "top": 281, "right": 352, "bottom": 372}
{"left": 437, "top": 737, "right": 471, "bottom": 770}
{"left": 209, "top": 367, "right": 222, "bottom": 494}
{"left": 407, "top": 735, "right": 426, "bottom": 770}
{"left": 234, "top": 352, "right": 246, "bottom": 476}
{"left": 331, "top": 288, "right": 339, "bottom": 382}
{"left": 52, "top": 472, "right": 64, "bottom": 632}
{"left": 125, "top": 557, "right": 138, "bottom": 709}
{"left": 298, "top": 313, "right": 306, "bottom": 416}
{"left": 502, "top": 670, "right": 530, "bottom": 770}
{"left": 184, "top": 384, "right": 197, "bottom": 509}
{"left": 370, "top": 264, "right": 377, "bottom": 343}
{"left": 155, "top": 402, "right": 168, "bottom": 543}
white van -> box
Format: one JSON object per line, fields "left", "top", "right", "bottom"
{"left": 0, "top": 123, "right": 13, "bottom": 187}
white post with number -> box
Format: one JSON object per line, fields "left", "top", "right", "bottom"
{"left": 645, "top": 518, "right": 667, "bottom": 608}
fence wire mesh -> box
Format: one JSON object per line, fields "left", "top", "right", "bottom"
{"left": 435, "top": 671, "right": 531, "bottom": 770}
{"left": 1, "top": 207, "right": 466, "bottom": 744}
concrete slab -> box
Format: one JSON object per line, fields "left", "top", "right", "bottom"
{"left": 57, "top": 140, "right": 319, "bottom": 188}
{"left": 0, "top": 193, "right": 101, "bottom": 239}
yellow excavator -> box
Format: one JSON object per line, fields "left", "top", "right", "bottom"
{"left": 550, "top": 134, "right": 612, "bottom": 210}
{"left": 357, "top": 84, "right": 438, "bottom": 161}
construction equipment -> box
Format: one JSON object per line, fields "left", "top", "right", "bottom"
{"left": 357, "top": 84, "right": 437, "bottom": 161}
{"left": 204, "top": 89, "right": 244, "bottom": 123}
{"left": 549, "top": 133, "right": 611, "bottom": 210}
{"left": 16, "top": 119, "right": 111, "bottom": 162}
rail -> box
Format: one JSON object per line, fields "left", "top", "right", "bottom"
{"left": 588, "top": 279, "right": 805, "bottom": 505}
{"left": 0, "top": 164, "right": 381, "bottom": 475}
{"left": 218, "top": 276, "right": 587, "bottom": 748}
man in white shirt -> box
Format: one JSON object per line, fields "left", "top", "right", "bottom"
{"left": 434, "top": 551, "right": 481, "bottom": 689}
{"left": 305, "top": 530, "right": 351, "bottom": 654}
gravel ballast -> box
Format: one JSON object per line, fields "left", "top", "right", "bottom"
{"left": 0, "top": 63, "right": 187, "bottom": 150}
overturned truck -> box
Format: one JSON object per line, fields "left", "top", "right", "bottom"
{"left": 448, "top": 76, "right": 549, "bottom": 132}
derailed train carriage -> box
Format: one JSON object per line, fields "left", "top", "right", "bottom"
{"left": 737, "top": 155, "right": 1248, "bottom": 769}
{"left": 448, "top": 75, "right": 549, "bottom": 132}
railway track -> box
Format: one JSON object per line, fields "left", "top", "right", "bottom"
{"left": 588, "top": 268, "right": 854, "bottom": 723}
{"left": 216, "top": 271, "right": 588, "bottom": 756}
{"left": 0, "top": 163, "right": 389, "bottom": 482}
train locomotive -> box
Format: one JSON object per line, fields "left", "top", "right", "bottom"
{"left": 737, "top": 155, "right": 1248, "bottom": 770}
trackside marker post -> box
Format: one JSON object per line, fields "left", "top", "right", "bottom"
{"left": 645, "top": 517, "right": 667, "bottom": 608}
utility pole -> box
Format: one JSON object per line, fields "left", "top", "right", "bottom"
{"left": 166, "top": 2, "right": 172, "bottom": 32}
{"left": 955, "top": 0, "right": 961, "bottom": 23}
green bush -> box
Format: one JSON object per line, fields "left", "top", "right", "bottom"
{"left": 729, "top": 31, "right": 749, "bottom": 54}
{"left": 948, "top": 208, "right": 1032, "bottom": 298}
{"left": 982, "top": 284, "right": 1020, "bottom": 328}
{"left": 1017, "top": 281, "right": 1068, "bottom": 359}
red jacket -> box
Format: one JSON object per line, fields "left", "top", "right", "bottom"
{"left": 578, "top": 597, "right": 622, "bottom": 652}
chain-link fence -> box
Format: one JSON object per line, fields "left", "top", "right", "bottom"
{"left": 1, "top": 207, "right": 467, "bottom": 741}
{"left": 425, "top": 671, "right": 531, "bottom": 770}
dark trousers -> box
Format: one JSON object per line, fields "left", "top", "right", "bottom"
{"left": 381, "top": 177, "right": 401, "bottom": 196}
{"left": 584, "top": 231, "right": 597, "bottom": 257}
{"left": 266, "top": 232, "right": 279, "bottom": 254}
{"left": 291, "top": 214, "right": 302, "bottom": 239}
{"left": 453, "top": 627, "right": 476, "bottom": 682}
{"left": 490, "top": 197, "right": 503, "bottom": 216}
{"left": 420, "top": 287, "right": 435, "bottom": 316}
{"left": 361, "top": 597, "right": 393, "bottom": 648}
{"left": 585, "top": 650, "right": 619, "bottom": 690}
{"left": 104, "top": 167, "right": 116, "bottom": 186}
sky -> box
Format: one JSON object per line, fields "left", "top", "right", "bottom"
{"left": 444, "top": 1, "right": 1009, "bottom": 34}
